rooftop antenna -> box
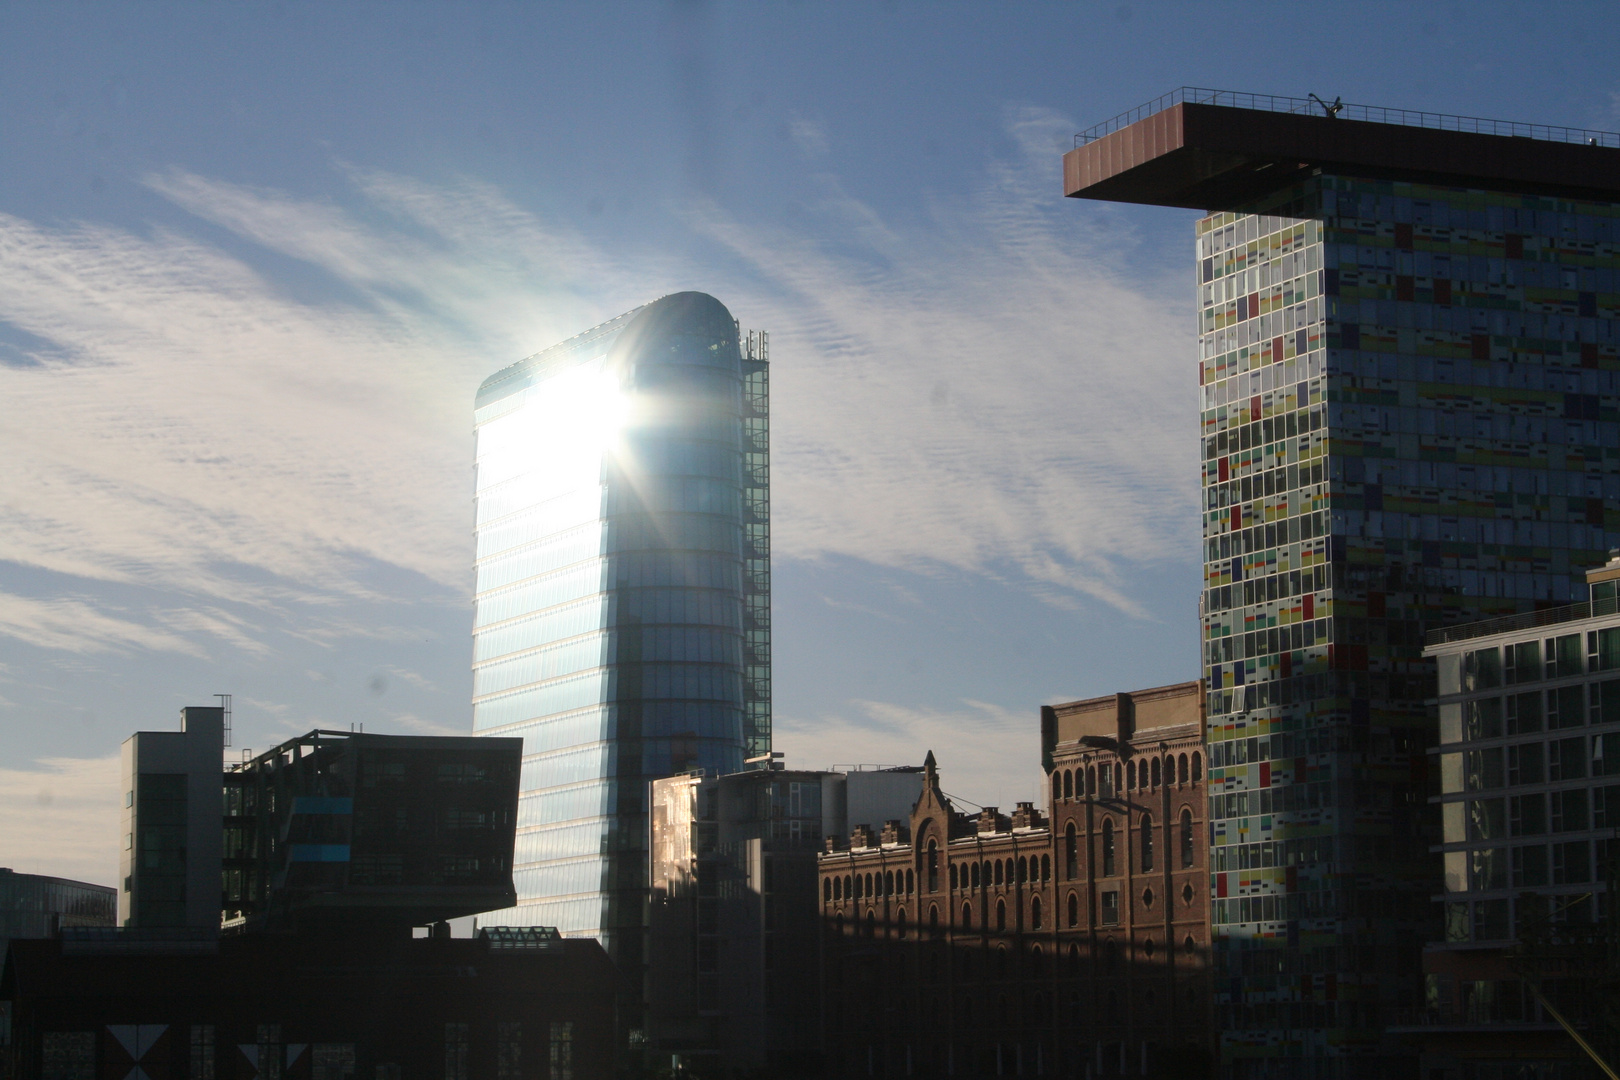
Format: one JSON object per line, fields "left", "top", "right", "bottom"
{"left": 1308, "top": 93, "right": 1343, "bottom": 119}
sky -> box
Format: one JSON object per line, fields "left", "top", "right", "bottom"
{"left": 2, "top": 1, "right": 1618, "bottom": 886}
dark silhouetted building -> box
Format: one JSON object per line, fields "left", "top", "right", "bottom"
{"left": 647, "top": 761, "right": 922, "bottom": 1074}
{"left": 221, "top": 730, "right": 521, "bottom": 931}
{"left": 819, "top": 681, "right": 1210, "bottom": 1079}
{"left": 1064, "top": 88, "right": 1620, "bottom": 1077}
{"left": 0, "top": 868, "right": 114, "bottom": 975}
{"left": 2, "top": 925, "right": 614, "bottom": 1080}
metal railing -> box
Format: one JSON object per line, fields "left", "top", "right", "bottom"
{"left": 1074, "top": 87, "right": 1620, "bottom": 150}
{"left": 1425, "top": 597, "right": 1620, "bottom": 648}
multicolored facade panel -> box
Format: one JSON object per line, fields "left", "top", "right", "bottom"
{"left": 1197, "top": 179, "right": 1620, "bottom": 1073}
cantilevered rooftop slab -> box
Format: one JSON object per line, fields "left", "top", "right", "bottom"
{"left": 1063, "top": 88, "right": 1620, "bottom": 210}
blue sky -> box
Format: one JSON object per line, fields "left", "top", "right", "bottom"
{"left": 3, "top": 1, "right": 1618, "bottom": 884}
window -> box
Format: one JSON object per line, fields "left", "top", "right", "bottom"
{"left": 927, "top": 840, "right": 938, "bottom": 892}
{"left": 1466, "top": 748, "right": 1504, "bottom": 790}
{"left": 1592, "top": 680, "right": 1620, "bottom": 727}
{"left": 1512, "top": 845, "right": 1549, "bottom": 887}
{"left": 1086, "top": 765, "right": 1097, "bottom": 796}
{"left": 1040, "top": 854, "right": 1050, "bottom": 882}
{"left": 1548, "top": 686, "right": 1585, "bottom": 730}
{"left": 1507, "top": 692, "right": 1543, "bottom": 734}
{"left": 1068, "top": 892, "right": 1080, "bottom": 928}
{"left": 1546, "top": 633, "right": 1583, "bottom": 678}
{"left": 1180, "top": 809, "right": 1195, "bottom": 868}
{"left": 1127, "top": 761, "right": 1137, "bottom": 790}
{"left": 1553, "top": 840, "right": 1591, "bottom": 885}
{"left": 1505, "top": 640, "right": 1542, "bottom": 684}
{"left": 549, "top": 1021, "right": 574, "bottom": 1080}
{"left": 1549, "top": 736, "right": 1587, "bottom": 781}
{"left": 1031, "top": 896, "right": 1042, "bottom": 930}
{"left": 1065, "top": 823, "right": 1078, "bottom": 880}
{"left": 1101, "top": 892, "right": 1120, "bottom": 926}
{"left": 996, "top": 899, "right": 1006, "bottom": 931}
{"left": 1102, "top": 820, "right": 1116, "bottom": 877}
{"left": 1151, "top": 758, "right": 1162, "bottom": 788}
{"left": 1469, "top": 848, "right": 1506, "bottom": 891}
{"left": 824, "top": 878, "right": 832, "bottom": 902}
{"left": 1466, "top": 698, "right": 1504, "bottom": 739}
{"left": 497, "top": 1025, "right": 521, "bottom": 1080}
{"left": 962, "top": 902, "right": 973, "bottom": 930}
{"left": 1465, "top": 646, "right": 1502, "bottom": 689}
{"left": 1509, "top": 794, "right": 1546, "bottom": 836}
{"left": 1140, "top": 814, "right": 1154, "bottom": 873}
{"left": 190, "top": 1027, "right": 216, "bottom": 1080}
{"left": 1551, "top": 789, "right": 1589, "bottom": 832}
{"left": 1178, "top": 754, "right": 1189, "bottom": 784}
{"left": 1467, "top": 798, "right": 1505, "bottom": 841}
{"left": 1063, "top": 770, "right": 1073, "bottom": 799}
{"left": 1506, "top": 744, "right": 1541, "bottom": 786}
{"left": 445, "top": 1023, "right": 469, "bottom": 1080}
{"left": 1192, "top": 752, "right": 1202, "bottom": 781}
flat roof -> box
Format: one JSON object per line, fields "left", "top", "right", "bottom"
{"left": 1062, "top": 89, "right": 1620, "bottom": 210}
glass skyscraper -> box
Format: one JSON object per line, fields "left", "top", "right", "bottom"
{"left": 1065, "top": 91, "right": 1620, "bottom": 1077}
{"left": 471, "top": 292, "right": 770, "bottom": 975}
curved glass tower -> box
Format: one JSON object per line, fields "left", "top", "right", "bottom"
{"left": 471, "top": 292, "right": 770, "bottom": 970}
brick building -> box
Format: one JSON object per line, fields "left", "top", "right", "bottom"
{"left": 818, "top": 681, "right": 1211, "bottom": 1078}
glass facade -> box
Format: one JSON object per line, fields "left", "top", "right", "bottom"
{"left": 471, "top": 292, "right": 768, "bottom": 971}
{"left": 1430, "top": 594, "right": 1620, "bottom": 946}
{"left": 1197, "top": 180, "right": 1620, "bottom": 1071}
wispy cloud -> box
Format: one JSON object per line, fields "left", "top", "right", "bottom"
{"left": 0, "top": 754, "right": 121, "bottom": 886}
{"left": 0, "top": 104, "right": 1193, "bottom": 662}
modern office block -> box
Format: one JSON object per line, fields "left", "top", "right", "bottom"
{"left": 1064, "top": 89, "right": 1620, "bottom": 1076}
{"left": 0, "top": 868, "right": 115, "bottom": 971}
{"left": 1405, "top": 553, "right": 1620, "bottom": 1076}
{"left": 118, "top": 706, "right": 226, "bottom": 929}
{"left": 471, "top": 293, "right": 770, "bottom": 981}
{"left": 820, "top": 684, "right": 1210, "bottom": 1080}
{"left": 647, "top": 763, "right": 922, "bottom": 1074}
{"left": 221, "top": 730, "right": 521, "bottom": 930}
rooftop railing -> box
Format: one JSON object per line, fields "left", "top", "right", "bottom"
{"left": 1425, "top": 597, "right": 1620, "bottom": 649}
{"left": 1074, "top": 87, "right": 1620, "bottom": 151}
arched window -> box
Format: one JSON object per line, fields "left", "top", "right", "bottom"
{"left": 1151, "top": 758, "right": 1162, "bottom": 788}
{"left": 1063, "top": 769, "right": 1074, "bottom": 799}
{"left": 907, "top": 869, "right": 915, "bottom": 894}
{"left": 885, "top": 870, "right": 895, "bottom": 896}
{"left": 1064, "top": 823, "right": 1078, "bottom": 880}
{"left": 1017, "top": 857, "right": 1027, "bottom": 884}
{"left": 996, "top": 899, "right": 1007, "bottom": 931}
{"left": 1140, "top": 814, "right": 1154, "bottom": 873}
{"left": 1184, "top": 934, "right": 1196, "bottom": 955}
{"left": 1104, "top": 938, "right": 1119, "bottom": 972}
{"left": 1178, "top": 753, "right": 1189, "bottom": 785}
{"left": 1052, "top": 771, "right": 1062, "bottom": 803}
{"left": 1031, "top": 945, "right": 1043, "bottom": 977}
{"left": 1031, "top": 896, "right": 1042, "bottom": 930}
{"left": 1086, "top": 765, "right": 1097, "bottom": 796}
{"left": 1102, "top": 819, "right": 1116, "bottom": 877}
{"left": 1192, "top": 752, "right": 1202, "bottom": 781}
{"left": 1114, "top": 762, "right": 1123, "bottom": 792}
{"left": 993, "top": 861, "right": 1003, "bottom": 886}
{"left": 865, "top": 873, "right": 874, "bottom": 897}
{"left": 1041, "top": 854, "right": 1050, "bottom": 882}
{"left": 950, "top": 862, "right": 959, "bottom": 890}
{"left": 929, "top": 904, "right": 940, "bottom": 932}
{"left": 962, "top": 902, "right": 974, "bottom": 931}
{"left": 1127, "top": 760, "right": 1136, "bottom": 790}
{"left": 866, "top": 911, "right": 876, "bottom": 938}
{"left": 835, "top": 912, "right": 844, "bottom": 937}
{"left": 1181, "top": 808, "right": 1195, "bottom": 869}
{"left": 1067, "top": 891, "right": 1079, "bottom": 928}
{"left": 928, "top": 840, "right": 939, "bottom": 892}
{"left": 844, "top": 875, "right": 852, "bottom": 899}
{"left": 996, "top": 946, "right": 1008, "bottom": 979}
{"left": 1068, "top": 943, "right": 1081, "bottom": 974}
{"left": 833, "top": 876, "right": 842, "bottom": 900}
{"left": 971, "top": 862, "right": 980, "bottom": 888}
{"left": 896, "top": 909, "right": 908, "bottom": 939}
{"left": 824, "top": 878, "right": 832, "bottom": 902}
